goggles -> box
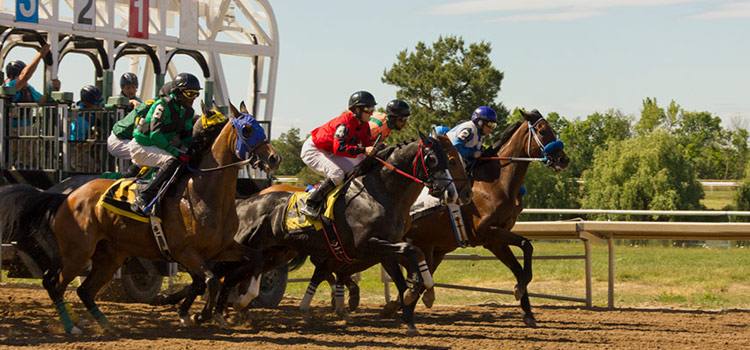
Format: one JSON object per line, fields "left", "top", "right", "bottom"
{"left": 181, "top": 89, "right": 200, "bottom": 99}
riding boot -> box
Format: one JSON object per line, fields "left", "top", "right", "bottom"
{"left": 300, "top": 178, "right": 337, "bottom": 217}
{"left": 132, "top": 159, "right": 182, "bottom": 215}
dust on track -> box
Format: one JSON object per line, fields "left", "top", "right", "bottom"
{"left": 1, "top": 286, "right": 748, "bottom": 349}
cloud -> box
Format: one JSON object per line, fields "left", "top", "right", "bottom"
{"left": 690, "top": 2, "right": 750, "bottom": 19}
{"left": 430, "top": 0, "right": 698, "bottom": 16}
{"left": 489, "top": 9, "right": 602, "bottom": 22}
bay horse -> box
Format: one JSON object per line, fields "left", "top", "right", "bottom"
{"left": 203, "top": 134, "right": 469, "bottom": 335}
{"left": 404, "top": 109, "right": 568, "bottom": 327}
{"left": 0, "top": 101, "right": 280, "bottom": 334}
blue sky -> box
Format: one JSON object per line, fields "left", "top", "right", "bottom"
{"left": 268, "top": 0, "right": 749, "bottom": 137}
{"left": 7, "top": 0, "right": 749, "bottom": 138}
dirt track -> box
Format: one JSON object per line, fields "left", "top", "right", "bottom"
{"left": 1, "top": 286, "right": 749, "bottom": 349}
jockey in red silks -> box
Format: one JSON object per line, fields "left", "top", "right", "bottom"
{"left": 299, "top": 91, "right": 377, "bottom": 216}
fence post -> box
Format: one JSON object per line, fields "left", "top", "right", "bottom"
{"left": 608, "top": 235, "right": 615, "bottom": 309}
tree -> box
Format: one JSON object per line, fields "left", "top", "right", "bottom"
{"left": 523, "top": 162, "right": 581, "bottom": 210}
{"left": 635, "top": 97, "right": 666, "bottom": 135}
{"left": 557, "top": 109, "right": 632, "bottom": 178}
{"left": 581, "top": 131, "right": 703, "bottom": 217}
{"left": 270, "top": 128, "right": 305, "bottom": 176}
{"left": 382, "top": 36, "right": 507, "bottom": 142}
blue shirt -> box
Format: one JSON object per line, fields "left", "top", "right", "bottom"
{"left": 3, "top": 79, "right": 43, "bottom": 103}
{"left": 70, "top": 102, "right": 95, "bottom": 141}
{"left": 446, "top": 120, "right": 483, "bottom": 163}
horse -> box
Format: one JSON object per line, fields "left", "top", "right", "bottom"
{"left": 201, "top": 134, "right": 469, "bottom": 335}
{"left": 402, "top": 109, "right": 569, "bottom": 327}
{"left": 0, "top": 101, "right": 280, "bottom": 334}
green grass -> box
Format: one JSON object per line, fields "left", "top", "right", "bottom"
{"left": 702, "top": 187, "right": 736, "bottom": 210}
{"left": 286, "top": 241, "right": 750, "bottom": 309}
{"left": 4, "top": 242, "right": 748, "bottom": 310}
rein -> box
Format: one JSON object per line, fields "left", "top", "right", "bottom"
{"left": 187, "top": 140, "right": 269, "bottom": 173}
{"left": 479, "top": 118, "right": 552, "bottom": 163}
{"left": 372, "top": 140, "right": 434, "bottom": 187}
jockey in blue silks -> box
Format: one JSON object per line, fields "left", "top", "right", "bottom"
{"left": 446, "top": 106, "right": 497, "bottom": 168}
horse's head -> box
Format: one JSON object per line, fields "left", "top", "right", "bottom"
{"left": 222, "top": 101, "right": 281, "bottom": 173}
{"left": 409, "top": 131, "right": 456, "bottom": 198}
{"left": 520, "top": 109, "right": 569, "bottom": 171}
{"left": 435, "top": 134, "right": 473, "bottom": 205}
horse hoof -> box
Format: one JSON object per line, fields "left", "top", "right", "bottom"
{"left": 404, "top": 290, "right": 419, "bottom": 305}
{"left": 422, "top": 289, "right": 435, "bottom": 308}
{"left": 348, "top": 295, "right": 360, "bottom": 312}
{"left": 212, "top": 314, "right": 228, "bottom": 328}
{"left": 513, "top": 284, "right": 526, "bottom": 301}
{"left": 68, "top": 326, "right": 83, "bottom": 335}
{"left": 523, "top": 315, "right": 538, "bottom": 328}
{"left": 406, "top": 325, "right": 420, "bottom": 336}
{"left": 380, "top": 301, "right": 400, "bottom": 319}
{"left": 179, "top": 314, "right": 193, "bottom": 327}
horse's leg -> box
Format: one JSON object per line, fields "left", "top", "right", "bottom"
{"left": 300, "top": 264, "right": 330, "bottom": 312}
{"left": 381, "top": 258, "right": 419, "bottom": 336}
{"left": 76, "top": 241, "right": 127, "bottom": 333}
{"left": 171, "top": 249, "right": 212, "bottom": 326}
{"left": 484, "top": 237, "right": 537, "bottom": 327}
{"left": 421, "top": 247, "right": 446, "bottom": 309}
{"left": 212, "top": 250, "right": 264, "bottom": 326}
{"left": 344, "top": 274, "right": 360, "bottom": 312}
{"left": 41, "top": 260, "right": 82, "bottom": 335}
{"left": 194, "top": 261, "right": 236, "bottom": 326}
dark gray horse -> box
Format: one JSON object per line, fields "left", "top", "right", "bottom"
{"left": 204, "top": 134, "right": 466, "bottom": 334}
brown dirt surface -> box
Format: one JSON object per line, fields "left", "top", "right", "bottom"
{"left": 1, "top": 285, "right": 749, "bottom": 349}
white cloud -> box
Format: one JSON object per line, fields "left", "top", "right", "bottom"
{"left": 489, "top": 9, "right": 602, "bottom": 22}
{"left": 690, "top": 2, "right": 750, "bottom": 19}
{"left": 430, "top": 0, "right": 698, "bottom": 16}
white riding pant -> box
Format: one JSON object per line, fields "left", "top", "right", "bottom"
{"left": 107, "top": 132, "right": 133, "bottom": 171}
{"left": 128, "top": 139, "right": 175, "bottom": 168}
{"left": 300, "top": 137, "right": 365, "bottom": 185}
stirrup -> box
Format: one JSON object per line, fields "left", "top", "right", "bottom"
{"left": 300, "top": 202, "right": 322, "bottom": 217}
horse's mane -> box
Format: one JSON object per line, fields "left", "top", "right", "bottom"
{"left": 484, "top": 121, "right": 522, "bottom": 156}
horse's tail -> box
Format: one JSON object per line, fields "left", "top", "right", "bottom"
{"left": 0, "top": 184, "right": 67, "bottom": 268}
{"left": 287, "top": 253, "right": 308, "bottom": 272}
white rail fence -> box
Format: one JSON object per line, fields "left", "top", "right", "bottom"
{"left": 404, "top": 209, "right": 750, "bottom": 309}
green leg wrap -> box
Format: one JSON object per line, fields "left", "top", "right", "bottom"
{"left": 54, "top": 301, "right": 76, "bottom": 334}
{"left": 89, "top": 306, "right": 109, "bottom": 326}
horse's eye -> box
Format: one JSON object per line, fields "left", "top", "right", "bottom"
{"left": 426, "top": 154, "right": 439, "bottom": 168}
{"left": 242, "top": 124, "right": 253, "bottom": 138}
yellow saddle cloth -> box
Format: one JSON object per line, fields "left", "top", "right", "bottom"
{"left": 98, "top": 178, "right": 150, "bottom": 223}
{"left": 284, "top": 183, "right": 345, "bottom": 233}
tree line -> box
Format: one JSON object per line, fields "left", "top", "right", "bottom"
{"left": 271, "top": 35, "right": 750, "bottom": 215}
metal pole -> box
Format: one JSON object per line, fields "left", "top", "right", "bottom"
{"left": 608, "top": 236, "right": 615, "bottom": 309}
{"left": 584, "top": 238, "right": 592, "bottom": 308}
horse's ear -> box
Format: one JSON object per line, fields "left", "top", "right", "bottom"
{"left": 521, "top": 109, "right": 543, "bottom": 123}
{"left": 240, "top": 101, "right": 249, "bottom": 114}
{"left": 229, "top": 101, "right": 240, "bottom": 118}
{"left": 200, "top": 100, "right": 209, "bottom": 115}
{"left": 417, "top": 131, "right": 430, "bottom": 144}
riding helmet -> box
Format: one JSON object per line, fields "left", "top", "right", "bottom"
{"left": 386, "top": 99, "right": 411, "bottom": 118}
{"left": 471, "top": 106, "right": 497, "bottom": 123}
{"left": 348, "top": 90, "right": 377, "bottom": 109}
{"left": 80, "top": 85, "right": 103, "bottom": 105}
{"left": 173, "top": 73, "right": 202, "bottom": 91}
{"left": 120, "top": 72, "right": 139, "bottom": 88}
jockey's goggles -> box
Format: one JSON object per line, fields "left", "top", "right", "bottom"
{"left": 484, "top": 121, "right": 497, "bottom": 129}
{"left": 362, "top": 106, "right": 375, "bottom": 113}
{"left": 181, "top": 89, "right": 201, "bottom": 99}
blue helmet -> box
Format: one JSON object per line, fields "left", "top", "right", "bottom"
{"left": 471, "top": 106, "right": 497, "bottom": 124}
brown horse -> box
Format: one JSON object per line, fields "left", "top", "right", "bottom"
{"left": 0, "top": 102, "right": 280, "bottom": 334}
{"left": 406, "top": 110, "right": 568, "bottom": 327}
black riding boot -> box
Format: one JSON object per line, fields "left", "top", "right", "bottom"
{"left": 300, "top": 178, "right": 337, "bottom": 217}
{"left": 132, "top": 159, "right": 182, "bottom": 215}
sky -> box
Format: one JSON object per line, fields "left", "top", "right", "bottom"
{"left": 267, "top": 0, "right": 750, "bottom": 137}
{"left": 6, "top": 0, "right": 749, "bottom": 138}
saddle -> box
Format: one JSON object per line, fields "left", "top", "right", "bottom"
{"left": 283, "top": 183, "right": 345, "bottom": 233}
{"left": 98, "top": 178, "right": 150, "bottom": 223}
